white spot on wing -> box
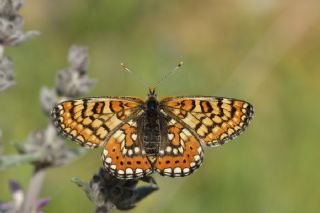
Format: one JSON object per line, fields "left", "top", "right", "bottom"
{"left": 164, "top": 168, "right": 172, "bottom": 174}
{"left": 168, "top": 133, "right": 174, "bottom": 140}
{"left": 134, "top": 147, "right": 140, "bottom": 154}
{"left": 120, "top": 141, "right": 125, "bottom": 150}
{"left": 128, "top": 120, "right": 136, "bottom": 126}
{"left": 166, "top": 146, "right": 172, "bottom": 153}
{"left": 173, "top": 148, "right": 178, "bottom": 155}
{"left": 197, "top": 147, "right": 202, "bottom": 154}
{"left": 126, "top": 168, "right": 133, "bottom": 174}
{"left": 183, "top": 168, "right": 190, "bottom": 174}
{"left": 136, "top": 168, "right": 143, "bottom": 174}
{"left": 131, "top": 133, "right": 137, "bottom": 141}
{"left": 103, "top": 149, "right": 108, "bottom": 156}
{"left": 174, "top": 167, "right": 182, "bottom": 174}
{"left": 105, "top": 157, "right": 112, "bottom": 164}
{"left": 122, "top": 148, "right": 127, "bottom": 155}
{"left": 180, "top": 139, "right": 185, "bottom": 147}
{"left": 194, "top": 155, "right": 200, "bottom": 162}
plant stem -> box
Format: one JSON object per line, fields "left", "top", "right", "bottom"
{"left": 22, "top": 168, "right": 46, "bottom": 213}
{"left": 0, "top": 45, "right": 4, "bottom": 58}
{"left": 0, "top": 153, "right": 42, "bottom": 170}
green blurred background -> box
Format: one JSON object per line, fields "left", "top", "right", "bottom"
{"left": 1, "top": 0, "right": 320, "bottom": 212}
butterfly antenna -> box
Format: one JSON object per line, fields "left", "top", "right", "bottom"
{"left": 121, "top": 63, "right": 149, "bottom": 87}
{"left": 154, "top": 61, "right": 183, "bottom": 88}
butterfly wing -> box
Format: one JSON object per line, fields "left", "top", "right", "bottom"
{"left": 154, "top": 116, "right": 204, "bottom": 177}
{"left": 51, "top": 97, "right": 144, "bottom": 148}
{"left": 102, "top": 116, "right": 153, "bottom": 179}
{"left": 160, "top": 96, "right": 253, "bottom": 147}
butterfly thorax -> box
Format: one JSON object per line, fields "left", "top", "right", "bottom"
{"left": 140, "top": 94, "right": 162, "bottom": 163}
{"left": 146, "top": 96, "right": 158, "bottom": 116}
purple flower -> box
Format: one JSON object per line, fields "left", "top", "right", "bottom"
{"left": 0, "top": 180, "right": 50, "bottom": 213}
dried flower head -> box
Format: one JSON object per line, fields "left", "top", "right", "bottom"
{"left": 0, "top": 0, "right": 39, "bottom": 47}
{"left": 72, "top": 168, "right": 159, "bottom": 212}
{"left": 16, "top": 125, "right": 86, "bottom": 170}
{"left": 0, "top": 56, "right": 15, "bottom": 90}
{"left": 55, "top": 46, "right": 96, "bottom": 97}
{"left": 39, "top": 87, "right": 58, "bottom": 116}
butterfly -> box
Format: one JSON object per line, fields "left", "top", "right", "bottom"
{"left": 51, "top": 87, "right": 253, "bottom": 179}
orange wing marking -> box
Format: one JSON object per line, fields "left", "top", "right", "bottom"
{"left": 102, "top": 118, "right": 152, "bottom": 179}
{"left": 155, "top": 119, "right": 203, "bottom": 177}
{"left": 161, "top": 97, "right": 254, "bottom": 147}
{"left": 51, "top": 97, "right": 143, "bottom": 148}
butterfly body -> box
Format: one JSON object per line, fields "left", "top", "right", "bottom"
{"left": 140, "top": 96, "right": 162, "bottom": 161}
{"left": 51, "top": 88, "right": 253, "bottom": 179}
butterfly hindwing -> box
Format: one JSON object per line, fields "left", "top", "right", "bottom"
{"left": 154, "top": 117, "right": 204, "bottom": 177}
{"left": 102, "top": 117, "right": 153, "bottom": 179}
{"left": 51, "top": 97, "right": 144, "bottom": 148}
{"left": 160, "top": 96, "right": 253, "bottom": 147}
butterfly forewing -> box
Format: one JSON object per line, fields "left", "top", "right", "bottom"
{"left": 102, "top": 117, "right": 153, "bottom": 179}
{"left": 160, "top": 96, "right": 253, "bottom": 147}
{"left": 51, "top": 97, "right": 144, "bottom": 148}
{"left": 154, "top": 116, "right": 203, "bottom": 177}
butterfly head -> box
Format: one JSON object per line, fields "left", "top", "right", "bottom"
{"left": 148, "top": 87, "right": 157, "bottom": 98}
{"left": 146, "top": 87, "right": 159, "bottom": 114}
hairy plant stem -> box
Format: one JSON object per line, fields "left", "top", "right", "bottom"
{"left": 0, "top": 153, "right": 42, "bottom": 170}
{"left": 22, "top": 168, "right": 46, "bottom": 213}
{"left": 0, "top": 45, "right": 4, "bottom": 58}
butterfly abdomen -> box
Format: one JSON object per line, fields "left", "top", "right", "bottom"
{"left": 140, "top": 97, "right": 162, "bottom": 158}
{"left": 142, "top": 118, "right": 161, "bottom": 156}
